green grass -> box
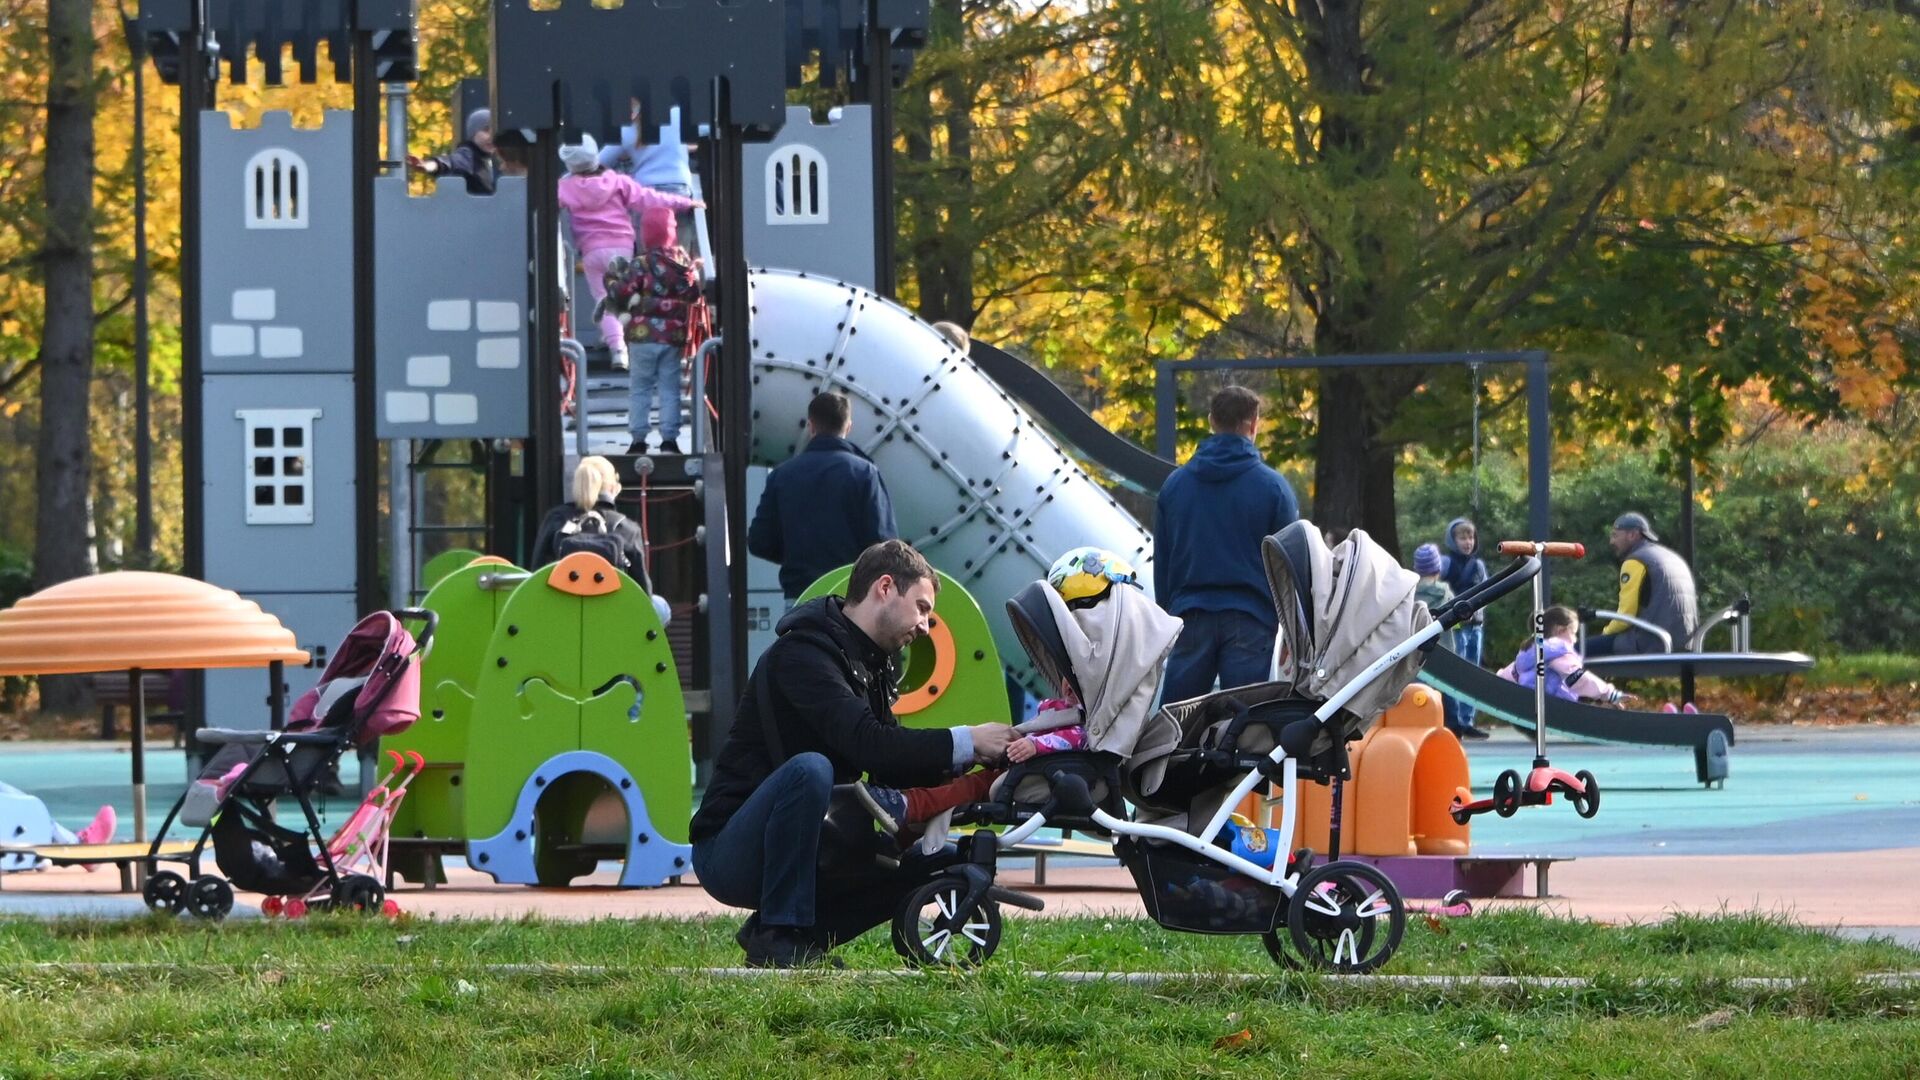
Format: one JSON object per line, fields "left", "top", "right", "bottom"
{"left": 0, "top": 912, "right": 1915, "bottom": 1077}
{"left": 1798, "top": 653, "right": 1920, "bottom": 689}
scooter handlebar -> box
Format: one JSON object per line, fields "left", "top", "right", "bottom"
{"left": 1497, "top": 541, "right": 1585, "bottom": 558}
{"left": 1430, "top": 555, "right": 1540, "bottom": 629}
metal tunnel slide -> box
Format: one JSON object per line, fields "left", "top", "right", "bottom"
{"left": 1419, "top": 649, "right": 1734, "bottom": 786}
{"left": 747, "top": 268, "right": 1157, "bottom": 692}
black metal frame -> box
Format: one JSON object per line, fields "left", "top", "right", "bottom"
{"left": 1155, "top": 351, "right": 1553, "bottom": 585}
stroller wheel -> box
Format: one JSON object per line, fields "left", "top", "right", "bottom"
{"left": 1260, "top": 928, "right": 1303, "bottom": 971}
{"left": 1572, "top": 769, "right": 1601, "bottom": 819}
{"left": 1493, "top": 770, "right": 1523, "bottom": 818}
{"left": 186, "top": 876, "right": 235, "bottom": 920}
{"left": 332, "top": 874, "right": 386, "bottom": 915}
{"left": 142, "top": 869, "right": 189, "bottom": 916}
{"left": 1287, "top": 860, "right": 1407, "bottom": 974}
{"left": 892, "top": 878, "right": 1002, "bottom": 968}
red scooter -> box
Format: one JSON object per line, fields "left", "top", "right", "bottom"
{"left": 1451, "top": 541, "right": 1601, "bottom": 823}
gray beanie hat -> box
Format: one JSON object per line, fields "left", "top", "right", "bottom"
{"left": 465, "top": 108, "right": 491, "bottom": 141}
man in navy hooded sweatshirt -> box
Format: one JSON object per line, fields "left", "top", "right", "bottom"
{"left": 1154, "top": 386, "right": 1300, "bottom": 703}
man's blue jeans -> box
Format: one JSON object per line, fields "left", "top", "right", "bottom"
{"left": 1162, "top": 609, "right": 1277, "bottom": 704}
{"left": 692, "top": 752, "right": 924, "bottom": 946}
{"left": 1444, "top": 624, "right": 1484, "bottom": 729}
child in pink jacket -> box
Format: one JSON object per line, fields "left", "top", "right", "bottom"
{"left": 557, "top": 134, "right": 702, "bottom": 371}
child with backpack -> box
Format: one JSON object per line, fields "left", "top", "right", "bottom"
{"left": 531, "top": 456, "right": 651, "bottom": 592}
{"left": 557, "top": 134, "right": 703, "bottom": 374}
{"left": 602, "top": 206, "right": 709, "bottom": 456}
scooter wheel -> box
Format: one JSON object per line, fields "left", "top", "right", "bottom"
{"left": 1573, "top": 769, "right": 1601, "bottom": 819}
{"left": 1493, "top": 770, "right": 1523, "bottom": 818}
{"left": 261, "top": 895, "right": 284, "bottom": 918}
{"left": 284, "top": 898, "right": 309, "bottom": 920}
{"left": 1449, "top": 796, "right": 1473, "bottom": 826}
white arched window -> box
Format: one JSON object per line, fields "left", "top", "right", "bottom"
{"left": 244, "top": 148, "right": 309, "bottom": 229}
{"left": 765, "top": 144, "right": 828, "bottom": 225}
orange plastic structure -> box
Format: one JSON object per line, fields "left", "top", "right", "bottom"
{"left": 0, "top": 571, "right": 308, "bottom": 675}
{"left": 1273, "top": 684, "right": 1471, "bottom": 857}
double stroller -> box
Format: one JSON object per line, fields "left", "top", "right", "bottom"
{"left": 888, "top": 521, "right": 1538, "bottom": 973}
{"left": 138, "top": 609, "right": 436, "bottom": 919}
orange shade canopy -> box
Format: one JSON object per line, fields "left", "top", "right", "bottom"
{"left": 0, "top": 571, "right": 309, "bottom": 676}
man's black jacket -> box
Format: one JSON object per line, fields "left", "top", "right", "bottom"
{"left": 690, "top": 597, "right": 955, "bottom": 843}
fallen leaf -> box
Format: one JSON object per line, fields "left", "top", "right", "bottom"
{"left": 260, "top": 970, "right": 285, "bottom": 986}
{"left": 1423, "top": 913, "right": 1450, "bottom": 935}
{"left": 1689, "top": 1008, "right": 1736, "bottom": 1032}
{"left": 1213, "top": 1029, "right": 1254, "bottom": 1052}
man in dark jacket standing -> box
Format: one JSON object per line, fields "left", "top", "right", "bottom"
{"left": 748, "top": 392, "right": 898, "bottom": 601}
{"left": 1153, "top": 386, "right": 1300, "bottom": 703}
{"left": 691, "top": 540, "right": 1013, "bottom": 967}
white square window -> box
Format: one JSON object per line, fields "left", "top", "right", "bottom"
{"left": 236, "top": 408, "right": 321, "bottom": 525}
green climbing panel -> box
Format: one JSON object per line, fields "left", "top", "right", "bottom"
{"left": 797, "top": 566, "right": 1007, "bottom": 729}
{"left": 462, "top": 557, "right": 690, "bottom": 884}
{"left": 385, "top": 559, "right": 520, "bottom": 860}
{"left": 420, "top": 548, "right": 484, "bottom": 592}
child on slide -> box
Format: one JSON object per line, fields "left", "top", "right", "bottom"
{"left": 0, "top": 782, "right": 115, "bottom": 867}
{"left": 1497, "top": 605, "right": 1635, "bottom": 706}
{"left": 852, "top": 693, "right": 1085, "bottom": 836}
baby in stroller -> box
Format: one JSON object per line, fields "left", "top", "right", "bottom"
{"left": 850, "top": 547, "right": 1149, "bottom": 837}
{"left": 886, "top": 521, "right": 1541, "bottom": 972}
{"left": 139, "top": 609, "right": 435, "bottom": 920}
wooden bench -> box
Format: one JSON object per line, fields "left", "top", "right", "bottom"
{"left": 87, "top": 672, "right": 189, "bottom": 746}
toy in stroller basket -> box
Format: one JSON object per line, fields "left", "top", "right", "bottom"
{"left": 135, "top": 609, "right": 437, "bottom": 920}
{"left": 887, "top": 522, "right": 1542, "bottom": 973}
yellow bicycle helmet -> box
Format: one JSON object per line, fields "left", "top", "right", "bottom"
{"left": 1046, "top": 547, "right": 1141, "bottom": 609}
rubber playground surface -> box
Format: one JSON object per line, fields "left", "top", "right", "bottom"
{"left": 2, "top": 725, "right": 1918, "bottom": 939}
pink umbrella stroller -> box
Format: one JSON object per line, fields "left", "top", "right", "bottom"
{"left": 142, "top": 609, "right": 436, "bottom": 919}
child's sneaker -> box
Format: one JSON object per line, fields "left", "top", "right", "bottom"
{"left": 74, "top": 804, "right": 116, "bottom": 846}
{"left": 852, "top": 781, "right": 907, "bottom": 836}
{"left": 1682, "top": 702, "right": 1699, "bottom": 714}
{"left": 610, "top": 350, "right": 630, "bottom": 372}
{"left": 1661, "top": 702, "right": 1679, "bottom": 714}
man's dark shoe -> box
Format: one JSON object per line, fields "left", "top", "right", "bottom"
{"left": 743, "top": 925, "right": 845, "bottom": 969}
{"left": 624, "top": 438, "right": 650, "bottom": 457}
{"left": 659, "top": 438, "right": 683, "bottom": 456}
{"left": 1455, "top": 724, "right": 1491, "bottom": 741}
{"left": 852, "top": 781, "right": 908, "bottom": 836}
{"left": 733, "top": 914, "right": 761, "bottom": 952}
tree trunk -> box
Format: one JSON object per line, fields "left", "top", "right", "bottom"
{"left": 933, "top": 0, "right": 974, "bottom": 326}
{"left": 34, "top": 0, "right": 98, "bottom": 714}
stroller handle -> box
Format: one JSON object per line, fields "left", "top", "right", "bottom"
{"left": 1498, "top": 540, "right": 1585, "bottom": 558}
{"left": 1431, "top": 555, "right": 1539, "bottom": 629}
{"left": 394, "top": 607, "right": 439, "bottom": 661}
